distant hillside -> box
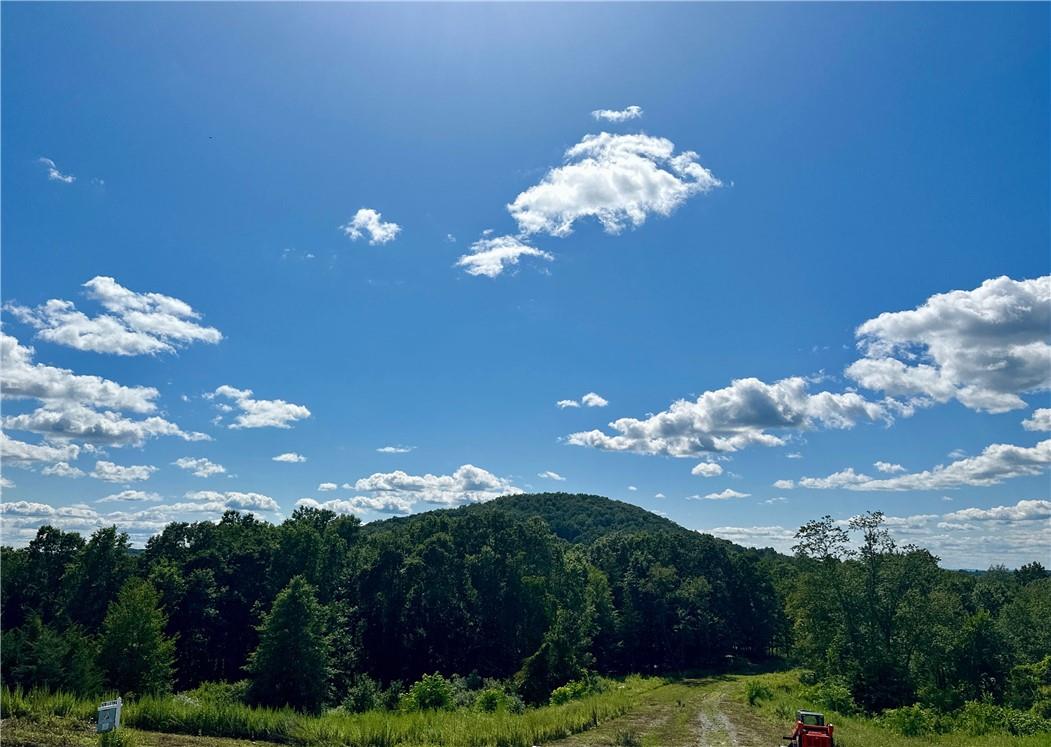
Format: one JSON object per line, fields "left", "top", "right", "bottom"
{"left": 367, "top": 492, "right": 697, "bottom": 545}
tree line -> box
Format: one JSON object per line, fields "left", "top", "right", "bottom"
{"left": 1, "top": 494, "right": 1047, "bottom": 719}
{"left": 786, "top": 513, "right": 1050, "bottom": 718}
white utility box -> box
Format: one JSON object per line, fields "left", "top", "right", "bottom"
{"left": 97, "top": 697, "right": 122, "bottom": 733}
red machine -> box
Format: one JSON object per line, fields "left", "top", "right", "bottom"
{"left": 782, "top": 711, "right": 834, "bottom": 747}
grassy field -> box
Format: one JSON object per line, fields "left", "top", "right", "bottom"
{"left": 1, "top": 677, "right": 661, "bottom": 747}
{"left": 5, "top": 673, "right": 1050, "bottom": 747}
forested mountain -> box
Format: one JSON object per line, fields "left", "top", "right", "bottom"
{"left": 1, "top": 493, "right": 1048, "bottom": 722}
{"left": 368, "top": 493, "right": 691, "bottom": 544}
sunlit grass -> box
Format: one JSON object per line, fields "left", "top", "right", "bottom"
{"left": 1, "top": 677, "right": 662, "bottom": 747}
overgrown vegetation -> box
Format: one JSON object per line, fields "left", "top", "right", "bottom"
{"left": 743, "top": 670, "right": 1051, "bottom": 744}
{"left": 1, "top": 675, "right": 659, "bottom": 746}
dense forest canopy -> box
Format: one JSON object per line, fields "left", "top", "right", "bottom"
{"left": 1, "top": 493, "right": 1048, "bottom": 721}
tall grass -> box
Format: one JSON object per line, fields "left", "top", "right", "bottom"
{"left": 1, "top": 676, "right": 660, "bottom": 747}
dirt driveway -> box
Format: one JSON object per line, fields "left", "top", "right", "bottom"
{"left": 545, "top": 675, "right": 779, "bottom": 747}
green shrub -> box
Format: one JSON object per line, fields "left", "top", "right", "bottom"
{"left": 475, "top": 687, "right": 509, "bottom": 713}
{"left": 951, "top": 700, "right": 1051, "bottom": 736}
{"left": 1006, "top": 709, "right": 1051, "bottom": 736}
{"left": 805, "top": 678, "right": 857, "bottom": 715}
{"left": 955, "top": 700, "right": 1010, "bottom": 736}
{"left": 746, "top": 681, "right": 773, "bottom": 706}
{"left": 550, "top": 678, "right": 590, "bottom": 705}
{"left": 342, "top": 675, "right": 380, "bottom": 713}
{"left": 548, "top": 673, "right": 608, "bottom": 706}
{"left": 403, "top": 672, "right": 454, "bottom": 711}
{"left": 877, "top": 704, "right": 938, "bottom": 736}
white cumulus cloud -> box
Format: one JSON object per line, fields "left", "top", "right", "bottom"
{"left": 173, "top": 457, "right": 226, "bottom": 477}
{"left": 846, "top": 275, "right": 1050, "bottom": 413}
{"left": 0, "top": 432, "right": 81, "bottom": 466}
{"left": 273, "top": 452, "right": 307, "bottom": 463}
{"left": 691, "top": 462, "right": 724, "bottom": 477}
{"left": 568, "top": 377, "right": 887, "bottom": 457}
{"left": 297, "top": 495, "right": 414, "bottom": 516}
{"left": 538, "top": 470, "right": 566, "bottom": 481}
{"left": 1, "top": 333, "right": 159, "bottom": 413}
{"left": 1023, "top": 408, "right": 1051, "bottom": 432}
{"left": 4, "top": 405, "right": 209, "bottom": 448}
{"left": 789, "top": 439, "right": 1051, "bottom": 491}
{"left": 41, "top": 462, "right": 85, "bottom": 478}
{"left": 91, "top": 460, "right": 157, "bottom": 483}
{"left": 210, "top": 385, "right": 310, "bottom": 429}
{"left": 944, "top": 499, "right": 1051, "bottom": 523}
{"left": 6, "top": 276, "right": 222, "bottom": 356}
{"left": 341, "top": 208, "right": 401, "bottom": 245}
{"left": 184, "top": 490, "right": 280, "bottom": 512}
{"left": 352, "top": 464, "right": 520, "bottom": 508}
{"left": 508, "top": 132, "right": 720, "bottom": 237}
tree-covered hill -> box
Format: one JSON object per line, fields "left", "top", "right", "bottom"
{"left": 365, "top": 492, "right": 694, "bottom": 545}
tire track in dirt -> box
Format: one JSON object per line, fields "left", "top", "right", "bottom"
{"left": 545, "top": 678, "right": 777, "bottom": 747}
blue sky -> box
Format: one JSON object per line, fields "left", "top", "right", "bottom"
{"left": 2, "top": 3, "right": 1048, "bottom": 567}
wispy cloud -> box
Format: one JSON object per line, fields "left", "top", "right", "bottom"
{"left": 376, "top": 445, "right": 414, "bottom": 454}
{"left": 690, "top": 488, "right": 750, "bottom": 501}
{"left": 38, "top": 157, "right": 74, "bottom": 183}
{"left": 456, "top": 234, "right": 552, "bottom": 278}
{"left": 591, "top": 105, "right": 643, "bottom": 123}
